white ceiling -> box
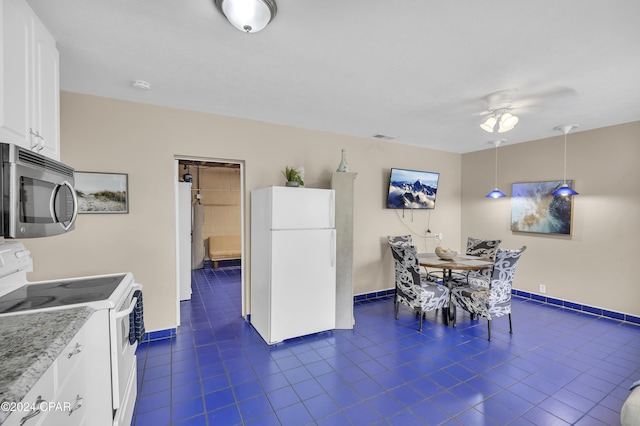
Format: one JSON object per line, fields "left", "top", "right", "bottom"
{"left": 26, "top": 0, "right": 640, "bottom": 153}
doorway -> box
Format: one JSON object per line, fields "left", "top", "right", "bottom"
{"left": 174, "top": 157, "right": 245, "bottom": 326}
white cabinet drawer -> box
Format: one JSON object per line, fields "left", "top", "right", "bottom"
{"left": 2, "top": 365, "right": 54, "bottom": 426}
{"left": 47, "top": 355, "right": 87, "bottom": 426}
{"left": 55, "top": 325, "right": 85, "bottom": 384}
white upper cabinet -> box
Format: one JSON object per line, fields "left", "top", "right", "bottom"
{"left": 0, "top": 0, "right": 60, "bottom": 160}
{"left": 0, "top": 0, "right": 30, "bottom": 147}
{"left": 31, "top": 15, "right": 60, "bottom": 160}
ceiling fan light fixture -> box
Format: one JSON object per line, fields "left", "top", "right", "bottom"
{"left": 215, "top": 0, "right": 277, "bottom": 33}
{"left": 480, "top": 115, "right": 497, "bottom": 132}
{"left": 498, "top": 112, "right": 518, "bottom": 133}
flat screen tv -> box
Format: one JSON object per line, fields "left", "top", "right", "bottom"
{"left": 386, "top": 168, "right": 440, "bottom": 209}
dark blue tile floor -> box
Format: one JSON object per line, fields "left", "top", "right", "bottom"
{"left": 132, "top": 265, "right": 640, "bottom": 425}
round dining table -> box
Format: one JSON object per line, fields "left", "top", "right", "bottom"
{"left": 417, "top": 253, "right": 494, "bottom": 324}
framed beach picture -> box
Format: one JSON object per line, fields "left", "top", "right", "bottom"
{"left": 75, "top": 172, "right": 129, "bottom": 214}
{"left": 510, "top": 180, "right": 574, "bottom": 235}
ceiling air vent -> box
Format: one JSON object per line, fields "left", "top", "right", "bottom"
{"left": 372, "top": 134, "right": 395, "bottom": 141}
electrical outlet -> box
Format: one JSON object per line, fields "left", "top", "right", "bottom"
{"left": 539, "top": 284, "right": 546, "bottom": 293}
{"left": 436, "top": 233, "right": 443, "bottom": 240}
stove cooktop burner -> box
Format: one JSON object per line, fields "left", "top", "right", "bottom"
{"left": 0, "top": 296, "right": 56, "bottom": 313}
{"left": 0, "top": 274, "right": 128, "bottom": 314}
{"left": 59, "top": 293, "right": 104, "bottom": 305}
{"left": 58, "top": 279, "right": 114, "bottom": 289}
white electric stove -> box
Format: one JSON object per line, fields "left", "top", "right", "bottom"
{"left": 0, "top": 240, "right": 141, "bottom": 426}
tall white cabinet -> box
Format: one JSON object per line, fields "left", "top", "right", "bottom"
{"left": 0, "top": 0, "right": 60, "bottom": 160}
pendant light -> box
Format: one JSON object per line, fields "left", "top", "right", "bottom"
{"left": 552, "top": 124, "right": 579, "bottom": 196}
{"left": 486, "top": 140, "right": 506, "bottom": 198}
{"left": 215, "top": 0, "right": 277, "bottom": 33}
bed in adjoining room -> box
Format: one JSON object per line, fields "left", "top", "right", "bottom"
{"left": 207, "top": 235, "right": 241, "bottom": 268}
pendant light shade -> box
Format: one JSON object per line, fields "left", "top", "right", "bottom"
{"left": 552, "top": 124, "right": 579, "bottom": 197}
{"left": 486, "top": 188, "right": 506, "bottom": 198}
{"left": 553, "top": 184, "right": 578, "bottom": 196}
{"left": 215, "top": 0, "right": 277, "bottom": 33}
{"left": 486, "top": 139, "right": 506, "bottom": 198}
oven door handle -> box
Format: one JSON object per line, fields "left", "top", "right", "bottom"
{"left": 115, "top": 295, "right": 138, "bottom": 319}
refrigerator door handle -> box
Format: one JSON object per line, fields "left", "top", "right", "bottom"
{"left": 329, "top": 191, "right": 335, "bottom": 228}
{"left": 331, "top": 229, "right": 336, "bottom": 267}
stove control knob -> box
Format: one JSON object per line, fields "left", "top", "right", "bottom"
{"left": 15, "top": 250, "right": 31, "bottom": 258}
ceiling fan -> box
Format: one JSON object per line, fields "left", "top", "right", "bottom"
{"left": 478, "top": 89, "right": 521, "bottom": 133}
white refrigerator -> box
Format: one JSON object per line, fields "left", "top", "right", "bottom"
{"left": 251, "top": 186, "right": 336, "bottom": 345}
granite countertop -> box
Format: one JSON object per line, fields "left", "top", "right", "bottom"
{"left": 0, "top": 307, "right": 94, "bottom": 424}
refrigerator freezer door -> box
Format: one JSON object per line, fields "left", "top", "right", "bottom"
{"left": 270, "top": 187, "right": 335, "bottom": 230}
{"left": 269, "top": 228, "right": 336, "bottom": 343}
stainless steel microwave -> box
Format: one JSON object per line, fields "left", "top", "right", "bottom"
{"left": 0, "top": 143, "right": 78, "bottom": 238}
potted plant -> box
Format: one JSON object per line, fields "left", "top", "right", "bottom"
{"left": 282, "top": 166, "right": 304, "bottom": 187}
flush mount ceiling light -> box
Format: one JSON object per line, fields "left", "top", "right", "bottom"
{"left": 552, "top": 124, "right": 579, "bottom": 196}
{"left": 215, "top": 0, "right": 277, "bottom": 33}
{"left": 486, "top": 139, "right": 507, "bottom": 198}
{"left": 481, "top": 109, "right": 519, "bottom": 133}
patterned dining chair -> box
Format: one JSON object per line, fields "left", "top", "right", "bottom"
{"left": 387, "top": 234, "right": 443, "bottom": 284}
{"left": 387, "top": 234, "right": 413, "bottom": 247}
{"left": 451, "top": 246, "right": 526, "bottom": 340}
{"left": 387, "top": 235, "right": 414, "bottom": 301}
{"left": 388, "top": 243, "right": 450, "bottom": 331}
{"left": 452, "top": 237, "right": 502, "bottom": 288}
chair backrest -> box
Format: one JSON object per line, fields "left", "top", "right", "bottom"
{"left": 387, "top": 235, "right": 413, "bottom": 247}
{"left": 488, "top": 246, "right": 527, "bottom": 307}
{"left": 466, "top": 237, "right": 502, "bottom": 259}
{"left": 389, "top": 243, "right": 422, "bottom": 304}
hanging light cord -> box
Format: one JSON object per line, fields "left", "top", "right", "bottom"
{"left": 562, "top": 132, "right": 568, "bottom": 184}
{"left": 494, "top": 143, "right": 499, "bottom": 188}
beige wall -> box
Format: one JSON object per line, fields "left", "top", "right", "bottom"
{"left": 21, "top": 91, "right": 638, "bottom": 331}
{"left": 21, "top": 92, "right": 461, "bottom": 332}
{"left": 461, "top": 121, "right": 640, "bottom": 316}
